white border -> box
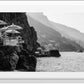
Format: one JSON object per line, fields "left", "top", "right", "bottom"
{"left": 0, "top": 72, "right": 84, "bottom": 79}
{"left": 0, "top": 1, "right": 84, "bottom": 79}
{"left": 1, "top": 1, "right": 84, "bottom": 12}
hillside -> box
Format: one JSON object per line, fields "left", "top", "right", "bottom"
{"left": 27, "top": 13, "right": 84, "bottom": 51}
{"left": 27, "top": 13, "right": 84, "bottom": 49}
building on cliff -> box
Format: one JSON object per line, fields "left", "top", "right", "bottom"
{"left": 0, "top": 13, "right": 39, "bottom": 52}
{"left": 0, "top": 23, "right": 24, "bottom": 46}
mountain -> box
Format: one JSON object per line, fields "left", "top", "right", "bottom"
{"left": 27, "top": 12, "right": 84, "bottom": 51}
{"left": 27, "top": 13, "right": 84, "bottom": 48}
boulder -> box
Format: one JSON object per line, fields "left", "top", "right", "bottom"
{"left": 49, "top": 50, "right": 61, "bottom": 57}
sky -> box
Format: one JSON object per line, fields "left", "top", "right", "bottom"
{"left": 0, "top": 1, "right": 84, "bottom": 33}
{"left": 45, "top": 13, "right": 84, "bottom": 33}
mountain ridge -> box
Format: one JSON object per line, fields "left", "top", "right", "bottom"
{"left": 27, "top": 12, "right": 84, "bottom": 51}
{"left": 27, "top": 12, "right": 84, "bottom": 48}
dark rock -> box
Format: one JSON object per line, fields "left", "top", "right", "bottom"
{"left": 0, "top": 46, "right": 18, "bottom": 71}
{"left": 49, "top": 50, "right": 61, "bottom": 57}
{"left": 0, "top": 45, "right": 37, "bottom": 71}
{"left": 16, "top": 55, "right": 37, "bottom": 71}
{"left": 0, "top": 13, "right": 38, "bottom": 71}
{"left": 16, "top": 49, "right": 37, "bottom": 71}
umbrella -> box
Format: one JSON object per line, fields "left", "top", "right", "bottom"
{"left": 0, "top": 20, "right": 7, "bottom": 25}
{"left": 0, "top": 26, "right": 8, "bottom": 31}
{"left": 5, "top": 29, "right": 20, "bottom": 33}
{"left": 5, "top": 23, "right": 23, "bottom": 30}
{"left": 0, "top": 23, "right": 22, "bottom": 31}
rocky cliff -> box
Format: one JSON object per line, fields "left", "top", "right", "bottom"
{"left": 0, "top": 12, "right": 39, "bottom": 52}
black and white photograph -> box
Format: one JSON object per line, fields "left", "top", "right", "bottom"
{"left": 0, "top": 1, "right": 84, "bottom": 73}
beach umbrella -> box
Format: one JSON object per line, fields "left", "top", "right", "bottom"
{"left": 5, "top": 23, "right": 23, "bottom": 30}
{"left": 0, "top": 20, "right": 7, "bottom": 25}
{"left": 0, "top": 23, "right": 22, "bottom": 31}
{"left": 5, "top": 29, "right": 20, "bottom": 34}
{"left": 0, "top": 26, "right": 8, "bottom": 31}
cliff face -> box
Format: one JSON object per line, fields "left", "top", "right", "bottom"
{"left": 0, "top": 12, "right": 39, "bottom": 51}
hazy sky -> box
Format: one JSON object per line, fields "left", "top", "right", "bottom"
{"left": 1, "top": 1, "right": 84, "bottom": 33}
{"left": 45, "top": 13, "right": 84, "bottom": 33}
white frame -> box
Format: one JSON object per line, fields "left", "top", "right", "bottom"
{"left": 0, "top": 1, "right": 84, "bottom": 83}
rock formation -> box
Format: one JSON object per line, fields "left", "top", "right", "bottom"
{"left": 0, "top": 12, "right": 39, "bottom": 71}
{"left": 0, "top": 12, "right": 39, "bottom": 52}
